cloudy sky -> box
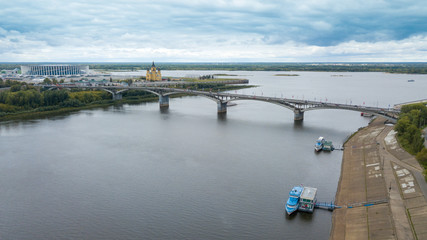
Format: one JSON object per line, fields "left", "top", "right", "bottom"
{"left": 1, "top": 0, "right": 427, "bottom": 62}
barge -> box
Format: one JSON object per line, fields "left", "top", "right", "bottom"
{"left": 298, "top": 187, "right": 317, "bottom": 213}
{"left": 322, "top": 141, "right": 334, "bottom": 151}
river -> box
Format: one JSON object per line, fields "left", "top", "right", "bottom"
{"left": 1, "top": 71, "right": 426, "bottom": 239}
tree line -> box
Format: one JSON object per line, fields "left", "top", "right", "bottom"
{"left": 394, "top": 103, "right": 427, "bottom": 179}
{"left": 0, "top": 84, "right": 111, "bottom": 115}
{"left": 0, "top": 78, "right": 22, "bottom": 88}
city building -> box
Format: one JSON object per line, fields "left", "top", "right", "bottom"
{"left": 21, "top": 64, "right": 89, "bottom": 76}
{"left": 1, "top": 68, "right": 20, "bottom": 75}
{"left": 146, "top": 62, "right": 162, "bottom": 81}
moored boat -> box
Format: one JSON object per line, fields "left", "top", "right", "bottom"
{"left": 322, "top": 141, "right": 334, "bottom": 151}
{"left": 298, "top": 187, "right": 317, "bottom": 213}
{"left": 360, "top": 112, "right": 373, "bottom": 117}
{"left": 315, "top": 137, "right": 325, "bottom": 152}
{"left": 285, "top": 186, "right": 303, "bottom": 215}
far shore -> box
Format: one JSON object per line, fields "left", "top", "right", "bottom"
{"left": 274, "top": 74, "right": 299, "bottom": 76}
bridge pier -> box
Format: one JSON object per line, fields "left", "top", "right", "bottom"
{"left": 217, "top": 101, "right": 227, "bottom": 113}
{"left": 102, "top": 89, "right": 126, "bottom": 101}
{"left": 159, "top": 95, "right": 169, "bottom": 108}
{"left": 112, "top": 93, "right": 122, "bottom": 100}
{"left": 294, "top": 110, "right": 304, "bottom": 121}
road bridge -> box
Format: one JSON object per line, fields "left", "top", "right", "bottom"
{"left": 44, "top": 85, "right": 401, "bottom": 122}
{"left": 393, "top": 99, "right": 427, "bottom": 109}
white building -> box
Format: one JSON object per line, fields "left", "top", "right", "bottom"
{"left": 21, "top": 65, "right": 89, "bottom": 76}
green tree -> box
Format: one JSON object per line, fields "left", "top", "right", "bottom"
{"left": 401, "top": 103, "right": 427, "bottom": 127}
{"left": 43, "top": 89, "right": 69, "bottom": 106}
{"left": 0, "top": 91, "right": 8, "bottom": 103}
{"left": 4, "top": 89, "right": 42, "bottom": 108}
{"left": 417, "top": 148, "right": 427, "bottom": 168}
{"left": 25, "top": 89, "right": 43, "bottom": 108}
{"left": 0, "top": 103, "right": 20, "bottom": 112}
{"left": 10, "top": 85, "right": 22, "bottom": 92}
{"left": 60, "top": 98, "right": 83, "bottom": 107}
{"left": 69, "top": 91, "right": 103, "bottom": 103}
{"left": 43, "top": 78, "right": 52, "bottom": 85}
{"left": 395, "top": 103, "right": 427, "bottom": 155}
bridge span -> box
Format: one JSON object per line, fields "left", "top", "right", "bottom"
{"left": 45, "top": 85, "right": 401, "bottom": 122}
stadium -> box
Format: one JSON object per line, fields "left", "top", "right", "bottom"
{"left": 21, "top": 64, "right": 89, "bottom": 76}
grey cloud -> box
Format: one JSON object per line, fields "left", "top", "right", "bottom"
{"left": 1, "top": 0, "right": 427, "bottom": 61}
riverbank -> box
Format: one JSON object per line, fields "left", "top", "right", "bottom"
{"left": 0, "top": 96, "right": 161, "bottom": 121}
{"left": 330, "top": 117, "right": 427, "bottom": 239}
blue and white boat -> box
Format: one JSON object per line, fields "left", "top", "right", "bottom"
{"left": 285, "top": 186, "right": 303, "bottom": 215}
{"left": 315, "top": 136, "right": 325, "bottom": 152}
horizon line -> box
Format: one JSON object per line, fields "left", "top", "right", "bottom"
{"left": 1, "top": 61, "right": 427, "bottom": 64}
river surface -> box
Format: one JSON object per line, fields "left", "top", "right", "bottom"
{"left": 1, "top": 71, "right": 426, "bottom": 239}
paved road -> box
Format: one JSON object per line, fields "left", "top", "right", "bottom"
{"left": 394, "top": 99, "right": 427, "bottom": 109}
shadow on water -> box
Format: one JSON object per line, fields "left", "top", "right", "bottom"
{"left": 160, "top": 107, "right": 169, "bottom": 114}
{"left": 298, "top": 212, "right": 315, "bottom": 222}
{"left": 111, "top": 105, "right": 125, "bottom": 111}
{"left": 285, "top": 213, "right": 297, "bottom": 220}
{"left": 46, "top": 114, "right": 75, "bottom": 121}
{"left": 217, "top": 112, "right": 227, "bottom": 122}
{"left": 159, "top": 107, "right": 170, "bottom": 120}
{"left": 284, "top": 211, "right": 314, "bottom": 221}
{"left": 293, "top": 120, "right": 304, "bottom": 129}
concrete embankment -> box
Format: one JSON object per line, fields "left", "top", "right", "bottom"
{"left": 330, "top": 117, "right": 427, "bottom": 240}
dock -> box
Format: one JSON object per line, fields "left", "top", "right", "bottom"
{"left": 315, "top": 202, "right": 340, "bottom": 211}
{"left": 314, "top": 199, "right": 388, "bottom": 211}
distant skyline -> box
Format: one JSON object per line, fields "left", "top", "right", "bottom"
{"left": 1, "top": 0, "right": 427, "bottom": 62}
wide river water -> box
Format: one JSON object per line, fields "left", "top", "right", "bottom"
{"left": 1, "top": 71, "right": 426, "bottom": 239}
